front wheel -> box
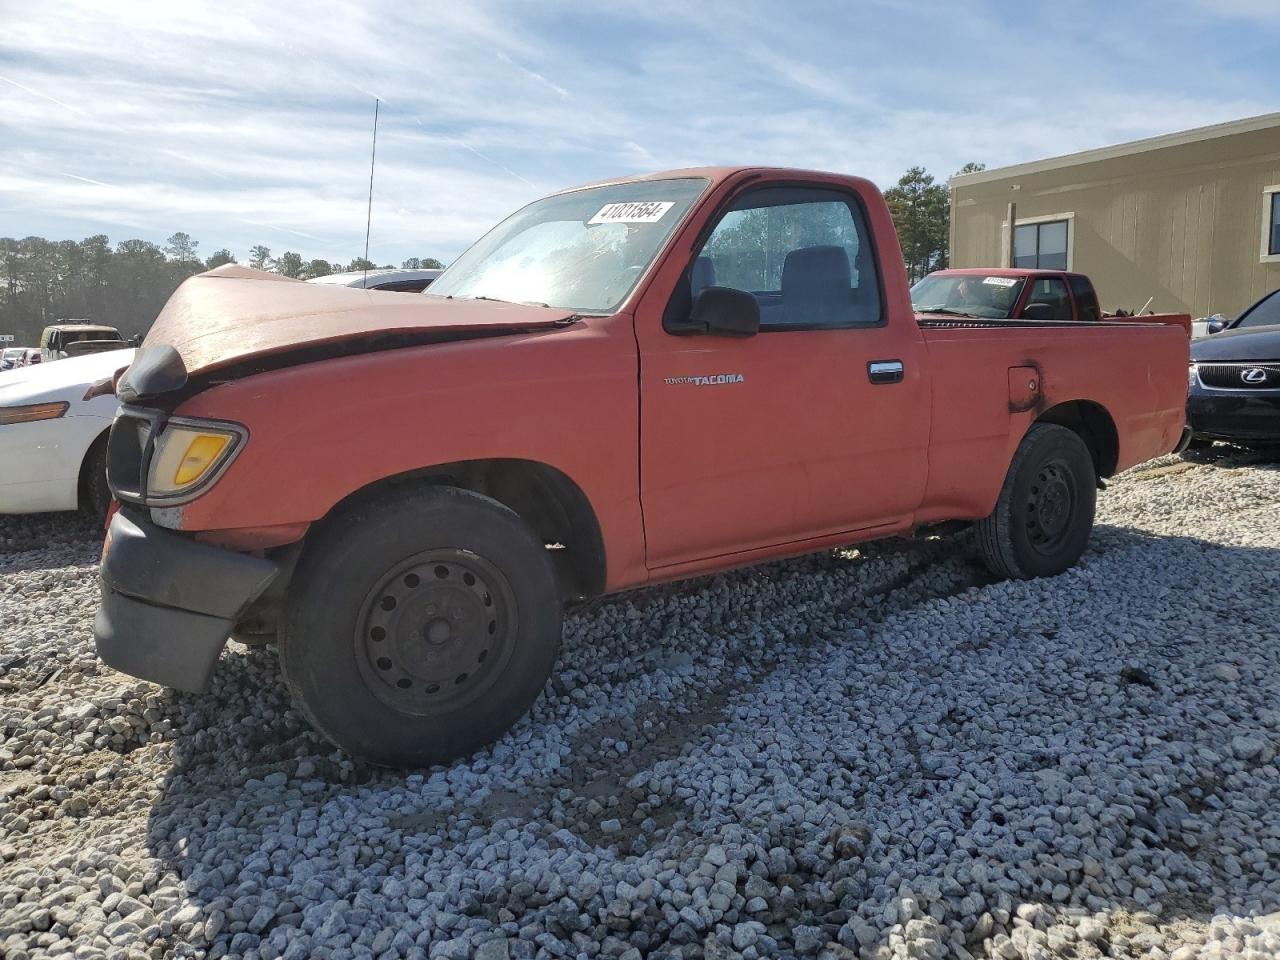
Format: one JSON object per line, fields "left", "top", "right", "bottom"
{"left": 278, "top": 486, "right": 562, "bottom": 767}
{"left": 82, "top": 433, "right": 112, "bottom": 521}
{"left": 975, "top": 423, "right": 1097, "bottom": 579}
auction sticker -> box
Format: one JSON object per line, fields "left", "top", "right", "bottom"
{"left": 982, "top": 276, "right": 1019, "bottom": 287}
{"left": 588, "top": 201, "right": 674, "bottom": 225}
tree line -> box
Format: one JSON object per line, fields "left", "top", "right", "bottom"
{"left": 1, "top": 163, "right": 976, "bottom": 346}
{"left": 884, "top": 161, "right": 984, "bottom": 282}
{"left": 0, "top": 233, "right": 444, "bottom": 346}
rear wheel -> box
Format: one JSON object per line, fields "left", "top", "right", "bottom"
{"left": 976, "top": 423, "right": 1096, "bottom": 579}
{"left": 278, "top": 485, "right": 561, "bottom": 767}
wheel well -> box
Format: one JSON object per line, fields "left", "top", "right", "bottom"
{"left": 326, "top": 459, "right": 607, "bottom": 601}
{"left": 77, "top": 428, "right": 111, "bottom": 509}
{"left": 1036, "top": 400, "right": 1119, "bottom": 478}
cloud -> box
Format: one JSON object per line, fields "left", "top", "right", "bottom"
{"left": 0, "top": 72, "right": 87, "bottom": 115}
{"left": 1192, "top": 0, "right": 1280, "bottom": 21}
{"left": 1, "top": 0, "right": 1275, "bottom": 264}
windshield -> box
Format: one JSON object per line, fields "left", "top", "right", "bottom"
{"left": 911, "top": 273, "right": 1026, "bottom": 319}
{"left": 427, "top": 177, "right": 709, "bottom": 313}
{"left": 1236, "top": 289, "right": 1280, "bottom": 329}
{"left": 61, "top": 329, "right": 119, "bottom": 345}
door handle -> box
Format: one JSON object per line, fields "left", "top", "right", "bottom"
{"left": 868, "top": 360, "right": 904, "bottom": 384}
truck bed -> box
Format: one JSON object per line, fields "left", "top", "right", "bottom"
{"left": 912, "top": 318, "right": 1190, "bottom": 525}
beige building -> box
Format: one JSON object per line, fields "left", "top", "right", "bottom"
{"left": 950, "top": 113, "right": 1280, "bottom": 319}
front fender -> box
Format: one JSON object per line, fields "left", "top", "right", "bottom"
{"left": 163, "top": 324, "right": 648, "bottom": 590}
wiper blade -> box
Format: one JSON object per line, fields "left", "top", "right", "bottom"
{"left": 915, "top": 306, "right": 978, "bottom": 318}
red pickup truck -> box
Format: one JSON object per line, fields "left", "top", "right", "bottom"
{"left": 912, "top": 267, "right": 1192, "bottom": 333}
{"left": 95, "top": 167, "right": 1190, "bottom": 766}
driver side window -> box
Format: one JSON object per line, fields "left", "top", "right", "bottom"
{"left": 690, "top": 186, "right": 881, "bottom": 331}
{"left": 1024, "top": 277, "right": 1071, "bottom": 321}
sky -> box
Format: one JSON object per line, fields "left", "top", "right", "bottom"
{"left": 1, "top": 0, "right": 1278, "bottom": 268}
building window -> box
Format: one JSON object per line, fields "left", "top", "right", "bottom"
{"left": 1013, "top": 219, "right": 1069, "bottom": 269}
{"left": 1265, "top": 188, "right": 1280, "bottom": 260}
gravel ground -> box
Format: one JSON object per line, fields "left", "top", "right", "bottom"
{"left": 1, "top": 448, "right": 1279, "bottom": 960}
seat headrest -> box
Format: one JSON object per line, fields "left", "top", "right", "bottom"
{"left": 691, "top": 256, "right": 717, "bottom": 295}
{"left": 781, "top": 246, "right": 851, "bottom": 300}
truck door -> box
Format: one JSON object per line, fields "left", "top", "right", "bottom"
{"left": 636, "top": 183, "right": 930, "bottom": 569}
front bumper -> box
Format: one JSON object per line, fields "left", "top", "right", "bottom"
{"left": 1187, "top": 386, "right": 1280, "bottom": 442}
{"left": 95, "top": 510, "right": 279, "bottom": 691}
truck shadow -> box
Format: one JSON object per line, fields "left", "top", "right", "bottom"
{"left": 137, "top": 521, "right": 1280, "bottom": 957}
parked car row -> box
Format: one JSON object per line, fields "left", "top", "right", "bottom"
{"left": 1, "top": 347, "right": 43, "bottom": 370}
{"left": 2, "top": 320, "right": 130, "bottom": 372}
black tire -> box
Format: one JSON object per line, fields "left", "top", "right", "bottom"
{"left": 81, "top": 432, "right": 112, "bottom": 520}
{"left": 278, "top": 485, "right": 562, "bottom": 767}
{"left": 975, "top": 423, "right": 1097, "bottom": 579}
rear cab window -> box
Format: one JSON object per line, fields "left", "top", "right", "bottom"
{"left": 1023, "top": 276, "right": 1072, "bottom": 321}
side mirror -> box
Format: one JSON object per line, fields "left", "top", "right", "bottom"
{"left": 1206, "top": 315, "right": 1229, "bottom": 335}
{"left": 689, "top": 286, "right": 759, "bottom": 337}
{"left": 1022, "top": 302, "right": 1055, "bottom": 321}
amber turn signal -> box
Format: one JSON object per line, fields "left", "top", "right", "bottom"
{"left": 0, "top": 401, "right": 69, "bottom": 425}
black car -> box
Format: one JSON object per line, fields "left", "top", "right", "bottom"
{"left": 1188, "top": 288, "right": 1280, "bottom": 445}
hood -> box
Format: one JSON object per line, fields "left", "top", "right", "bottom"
{"left": 1191, "top": 324, "right": 1280, "bottom": 361}
{"left": 0, "top": 347, "right": 136, "bottom": 402}
{"left": 140, "top": 264, "right": 578, "bottom": 379}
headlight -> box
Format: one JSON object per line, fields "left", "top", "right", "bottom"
{"left": 1188, "top": 363, "right": 1199, "bottom": 392}
{"left": 146, "top": 417, "right": 246, "bottom": 501}
{"left": 0, "top": 401, "right": 69, "bottom": 425}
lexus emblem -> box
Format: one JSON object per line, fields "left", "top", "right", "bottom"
{"left": 1241, "top": 367, "right": 1268, "bottom": 384}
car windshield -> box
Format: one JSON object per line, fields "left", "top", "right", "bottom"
{"left": 911, "top": 274, "right": 1026, "bottom": 319}
{"left": 62, "top": 330, "right": 116, "bottom": 344}
{"left": 427, "top": 177, "right": 709, "bottom": 314}
{"left": 1236, "top": 289, "right": 1280, "bottom": 329}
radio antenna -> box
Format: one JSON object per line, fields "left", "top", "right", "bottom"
{"left": 363, "top": 97, "right": 380, "bottom": 287}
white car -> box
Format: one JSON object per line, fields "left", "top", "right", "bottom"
{"left": 305, "top": 268, "right": 442, "bottom": 292}
{"left": 0, "top": 348, "right": 135, "bottom": 516}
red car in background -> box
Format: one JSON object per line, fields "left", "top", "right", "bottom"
{"left": 912, "top": 268, "right": 1191, "bottom": 334}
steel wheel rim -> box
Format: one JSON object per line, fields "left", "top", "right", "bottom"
{"left": 354, "top": 549, "right": 518, "bottom": 716}
{"left": 1025, "top": 459, "right": 1076, "bottom": 555}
